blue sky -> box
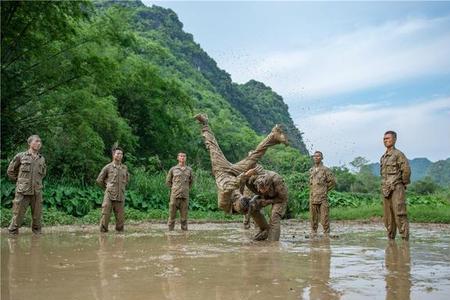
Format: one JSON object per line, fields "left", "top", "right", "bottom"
{"left": 144, "top": 1, "right": 450, "bottom": 166}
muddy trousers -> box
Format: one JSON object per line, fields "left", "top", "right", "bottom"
{"left": 310, "top": 201, "right": 330, "bottom": 234}
{"left": 383, "top": 184, "right": 409, "bottom": 240}
{"left": 8, "top": 192, "right": 43, "bottom": 234}
{"left": 168, "top": 196, "right": 189, "bottom": 230}
{"left": 251, "top": 201, "right": 287, "bottom": 241}
{"left": 201, "top": 125, "right": 280, "bottom": 213}
{"left": 100, "top": 199, "right": 125, "bottom": 232}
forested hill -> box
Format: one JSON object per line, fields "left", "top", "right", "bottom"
{"left": 125, "top": 2, "right": 308, "bottom": 154}
{"left": 1, "top": 0, "right": 308, "bottom": 183}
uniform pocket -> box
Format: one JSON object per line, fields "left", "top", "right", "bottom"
{"left": 20, "top": 162, "right": 31, "bottom": 172}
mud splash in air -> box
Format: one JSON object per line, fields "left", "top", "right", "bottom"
{"left": 1, "top": 222, "right": 449, "bottom": 300}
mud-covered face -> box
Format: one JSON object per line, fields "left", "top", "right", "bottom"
{"left": 313, "top": 152, "right": 322, "bottom": 164}
{"left": 29, "top": 137, "right": 42, "bottom": 152}
{"left": 383, "top": 134, "right": 396, "bottom": 148}
{"left": 178, "top": 153, "right": 186, "bottom": 164}
{"left": 113, "top": 150, "right": 123, "bottom": 162}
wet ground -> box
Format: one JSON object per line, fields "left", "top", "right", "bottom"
{"left": 1, "top": 221, "right": 450, "bottom": 300}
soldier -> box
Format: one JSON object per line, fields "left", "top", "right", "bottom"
{"left": 166, "top": 152, "right": 194, "bottom": 231}
{"left": 194, "top": 113, "right": 288, "bottom": 214}
{"left": 7, "top": 135, "right": 47, "bottom": 235}
{"left": 380, "top": 131, "right": 411, "bottom": 241}
{"left": 96, "top": 147, "right": 129, "bottom": 233}
{"left": 243, "top": 168, "right": 288, "bottom": 241}
{"left": 309, "top": 151, "right": 335, "bottom": 236}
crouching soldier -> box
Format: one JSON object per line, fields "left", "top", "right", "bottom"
{"left": 7, "top": 135, "right": 47, "bottom": 235}
{"left": 96, "top": 147, "right": 129, "bottom": 233}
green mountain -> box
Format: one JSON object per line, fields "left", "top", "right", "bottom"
{"left": 1, "top": 0, "right": 308, "bottom": 182}
{"left": 127, "top": 3, "right": 308, "bottom": 154}
{"left": 368, "top": 157, "right": 450, "bottom": 186}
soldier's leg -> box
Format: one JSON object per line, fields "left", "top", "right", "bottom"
{"left": 243, "top": 214, "right": 251, "bottom": 229}
{"left": 320, "top": 201, "right": 330, "bottom": 234}
{"left": 100, "top": 197, "right": 112, "bottom": 232}
{"left": 383, "top": 195, "right": 396, "bottom": 240}
{"left": 167, "top": 196, "right": 178, "bottom": 231}
{"left": 8, "top": 193, "right": 30, "bottom": 234}
{"left": 392, "top": 184, "right": 409, "bottom": 241}
{"left": 231, "top": 125, "right": 288, "bottom": 174}
{"left": 30, "top": 192, "right": 43, "bottom": 234}
{"left": 268, "top": 201, "right": 287, "bottom": 241}
{"left": 113, "top": 201, "right": 125, "bottom": 232}
{"left": 251, "top": 209, "right": 270, "bottom": 240}
{"left": 310, "top": 202, "right": 320, "bottom": 234}
{"left": 180, "top": 198, "right": 189, "bottom": 231}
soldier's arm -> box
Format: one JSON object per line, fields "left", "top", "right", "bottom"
{"left": 96, "top": 165, "right": 108, "bottom": 188}
{"left": 326, "top": 169, "right": 336, "bottom": 191}
{"left": 189, "top": 168, "right": 194, "bottom": 189}
{"left": 42, "top": 158, "right": 47, "bottom": 178}
{"left": 165, "top": 168, "right": 173, "bottom": 188}
{"left": 398, "top": 153, "right": 411, "bottom": 186}
{"left": 7, "top": 154, "right": 21, "bottom": 182}
{"left": 125, "top": 166, "right": 130, "bottom": 186}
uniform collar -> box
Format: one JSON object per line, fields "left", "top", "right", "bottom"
{"left": 384, "top": 147, "right": 396, "bottom": 156}
{"left": 26, "top": 150, "right": 41, "bottom": 158}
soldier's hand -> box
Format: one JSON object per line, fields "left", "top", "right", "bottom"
{"left": 245, "top": 168, "right": 257, "bottom": 177}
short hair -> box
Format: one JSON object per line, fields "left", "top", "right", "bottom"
{"left": 313, "top": 151, "right": 323, "bottom": 158}
{"left": 112, "top": 146, "right": 124, "bottom": 155}
{"left": 178, "top": 152, "right": 186, "bottom": 156}
{"left": 384, "top": 131, "right": 397, "bottom": 139}
{"left": 27, "top": 135, "right": 41, "bottom": 144}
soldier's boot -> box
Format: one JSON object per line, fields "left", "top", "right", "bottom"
{"left": 270, "top": 124, "right": 289, "bottom": 146}
{"left": 181, "top": 221, "right": 188, "bottom": 231}
{"left": 168, "top": 221, "right": 175, "bottom": 231}
{"left": 194, "top": 113, "right": 209, "bottom": 125}
{"left": 253, "top": 229, "right": 269, "bottom": 241}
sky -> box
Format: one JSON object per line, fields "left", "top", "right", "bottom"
{"left": 143, "top": 0, "right": 450, "bottom": 166}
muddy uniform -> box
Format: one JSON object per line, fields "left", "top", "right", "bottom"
{"left": 7, "top": 151, "right": 47, "bottom": 234}
{"left": 245, "top": 171, "right": 288, "bottom": 241}
{"left": 198, "top": 120, "right": 287, "bottom": 214}
{"left": 309, "top": 163, "right": 335, "bottom": 234}
{"left": 166, "top": 165, "right": 194, "bottom": 230}
{"left": 96, "top": 162, "right": 129, "bottom": 232}
{"left": 380, "top": 148, "right": 411, "bottom": 240}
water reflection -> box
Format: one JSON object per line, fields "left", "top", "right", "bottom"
{"left": 3, "top": 235, "right": 42, "bottom": 300}
{"left": 308, "top": 238, "right": 340, "bottom": 300}
{"left": 385, "top": 241, "right": 411, "bottom": 300}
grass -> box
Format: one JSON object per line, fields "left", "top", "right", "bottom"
{"left": 298, "top": 204, "right": 450, "bottom": 224}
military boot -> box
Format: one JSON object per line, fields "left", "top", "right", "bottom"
{"left": 194, "top": 113, "right": 208, "bottom": 125}
{"left": 270, "top": 124, "right": 289, "bottom": 145}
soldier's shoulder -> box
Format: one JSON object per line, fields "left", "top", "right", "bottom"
{"left": 15, "top": 152, "right": 27, "bottom": 159}
{"left": 393, "top": 148, "right": 407, "bottom": 158}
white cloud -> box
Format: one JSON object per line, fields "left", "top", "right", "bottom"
{"left": 298, "top": 98, "right": 450, "bottom": 166}
{"left": 222, "top": 16, "right": 450, "bottom": 99}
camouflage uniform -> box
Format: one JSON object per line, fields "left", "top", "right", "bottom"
{"left": 7, "top": 151, "right": 47, "bottom": 234}
{"left": 197, "top": 116, "right": 287, "bottom": 214}
{"left": 380, "top": 148, "right": 411, "bottom": 240}
{"left": 309, "top": 163, "right": 335, "bottom": 234}
{"left": 245, "top": 170, "right": 288, "bottom": 241}
{"left": 96, "top": 162, "right": 129, "bottom": 232}
{"left": 166, "top": 165, "right": 194, "bottom": 230}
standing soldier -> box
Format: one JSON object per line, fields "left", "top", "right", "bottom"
{"left": 309, "top": 151, "right": 335, "bottom": 237}
{"left": 96, "top": 147, "right": 129, "bottom": 233}
{"left": 7, "top": 135, "right": 46, "bottom": 235}
{"left": 166, "top": 152, "right": 194, "bottom": 231}
{"left": 380, "top": 131, "right": 411, "bottom": 241}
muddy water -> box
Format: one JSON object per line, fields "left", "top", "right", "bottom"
{"left": 1, "top": 222, "right": 449, "bottom": 300}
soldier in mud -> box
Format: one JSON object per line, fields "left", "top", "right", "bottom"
{"left": 96, "top": 146, "right": 129, "bottom": 233}
{"left": 241, "top": 167, "right": 288, "bottom": 241}
{"left": 309, "top": 151, "right": 335, "bottom": 237}
{"left": 166, "top": 152, "right": 194, "bottom": 231}
{"left": 7, "top": 135, "right": 47, "bottom": 235}
{"left": 194, "top": 113, "right": 288, "bottom": 214}
{"left": 380, "top": 131, "right": 411, "bottom": 241}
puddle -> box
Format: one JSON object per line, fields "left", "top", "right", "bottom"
{"left": 1, "top": 222, "right": 449, "bottom": 299}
